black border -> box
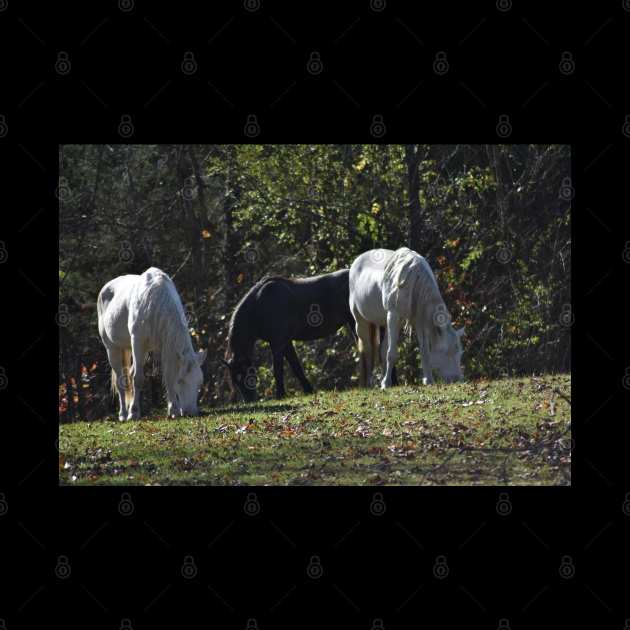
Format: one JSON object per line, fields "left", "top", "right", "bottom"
{"left": 5, "top": 1, "right": 628, "bottom": 627}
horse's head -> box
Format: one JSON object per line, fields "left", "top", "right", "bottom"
{"left": 223, "top": 355, "right": 257, "bottom": 402}
{"left": 170, "top": 349, "right": 206, "bottom": 417}
{"left": 430, "top": 325, "right": 465, "bottom": 383}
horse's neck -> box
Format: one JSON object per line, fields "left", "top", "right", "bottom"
{"left": 231, "top": 329, "right": 255, "bottom": 360}
{"left": 228, "top": 305, "right": 257, "bottom": 360}
{"left": 155, "top": 296, "right": 192, "bottom": 358}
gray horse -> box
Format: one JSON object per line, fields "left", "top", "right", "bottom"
{"left": 349, "top": 248, "right": 464, "bottom": 388}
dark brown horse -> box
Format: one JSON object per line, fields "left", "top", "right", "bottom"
{"left": 224, "top": 269, "right": 392, "bottom": 401}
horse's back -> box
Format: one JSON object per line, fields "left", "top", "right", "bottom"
{"left": 98, "top": 268, "right": 176, "bottom": 347}
{"left": 252, "top": 270, "right": 353, "bottom": 340}
{"left": 137, "top": 267, "right": 171, "bottom": 290}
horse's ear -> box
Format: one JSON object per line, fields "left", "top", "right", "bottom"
{"left": 197, "top": 349, "right": 207, "bottom": 366}
{"left": 456, "top": 326, "right": 465, "bottom": 338}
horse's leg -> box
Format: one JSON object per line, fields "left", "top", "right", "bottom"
{"left": 165, "top": 379, "right": 177, "bottom": 418}
{"left": 391, "top": 363, "right": 399, "bottom": 386}
{"left": 379, "top": 326, "right": 386, "bottom": 376}
{"left": 379, "top": 326, "right": 399, "bottom": 387}
{"left": 271, "top": 342, "right": 287, "bottom": 399}
{"left": 106, "top": 346, "right": 128, "bottom": 421}
{"left": 381, "top": 310, "right": 400, "bottom": 389}
{"left": 354, "top": 314, "right": 373, "bottom": 388}
{"left": 417, "top": 327, "right": 434, "bottom": 385}
{"left": 128, "top": 335, "right": 144, "bottom": 419}
{"left": 285, "top": 341, "right": 313, "bottom": 394}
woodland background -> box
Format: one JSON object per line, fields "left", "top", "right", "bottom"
{"left": 58, "top": 144, "right": 571, "bottom": 422}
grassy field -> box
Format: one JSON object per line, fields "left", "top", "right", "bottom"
{"left": 59, "top": 374, "right": 571, "bottom": 486}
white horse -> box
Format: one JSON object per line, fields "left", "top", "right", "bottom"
{"left": 97, "top": 267, "right": 207, "bottom": 420}
{"left": 349, "top": 247, "right": 464, "bottom": 388}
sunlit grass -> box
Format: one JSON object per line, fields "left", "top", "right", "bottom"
{"left": 59, "top": 373, "right": 570, "bottom": 486}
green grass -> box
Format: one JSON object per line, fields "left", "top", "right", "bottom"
{"left": 59, "top": 373, "right": 571, "bottom": 486}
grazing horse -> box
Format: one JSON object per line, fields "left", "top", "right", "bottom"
{"left": 223, "top": 270, "right": 357, "bottom": 401}
{"left": 349, "top": 247, "right": 464, "bottom": 388}
{"left": 97, "top": 267, "right": 207, "bottom": 420}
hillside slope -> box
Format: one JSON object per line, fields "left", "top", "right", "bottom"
{"left": 59, "top": 374, "right": 571, "bottom": 486}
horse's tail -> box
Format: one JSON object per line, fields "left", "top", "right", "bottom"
{"left": 357, "top": 323, "right": 378, "bottom": 386}
{"left": 357, "top": 335, "right": 367, "bottom": 385}
{"left": 345, "top": 320, "right": 358, "bottom": 343}
{"left": 369, "top": 323, "right": 378, "bottom": 369}
{"left": 111, "top": 349, "right": 134, "bottom": 407}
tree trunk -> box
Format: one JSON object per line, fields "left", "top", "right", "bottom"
{"left": 177, "top": 146, "right": 201, "bottom": 304}
{"left": 405, "top": 144, "right": 422, "bottom": 253}
{"left": 188, "top": 145, "right": 214, "bottom": 285}
{"left": 222, "top": 145, "right": 239, "bottom": 312}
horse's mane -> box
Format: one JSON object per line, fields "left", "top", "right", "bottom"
{"left": 383, "top": 248, "right": 447, "bottom": 341}
{"left": 136, "top": 269, "right": 194, "bottom": 387}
